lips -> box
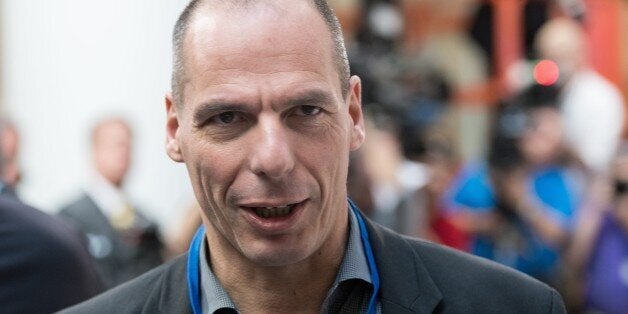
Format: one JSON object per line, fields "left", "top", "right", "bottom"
{"left": 239, "top": 200, "right": 306, "bottom": 232}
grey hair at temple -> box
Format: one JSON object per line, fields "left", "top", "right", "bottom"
{"left": 170, "top": 0, "right": 351, "bottom": 106}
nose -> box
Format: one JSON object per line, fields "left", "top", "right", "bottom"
{"left": 248, "top": 116, "right": 295, "bottom": 180}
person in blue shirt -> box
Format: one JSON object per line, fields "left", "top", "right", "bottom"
{"left": 446, "top": 84, "right": 583, "bottom": 285}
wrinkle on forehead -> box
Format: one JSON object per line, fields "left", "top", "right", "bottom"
{"left": 196, "top": 51, "right": 332, "bottom": 79}
{"left": 187, "top": 8, "right": 330, "bottom": 59}
{"left": 181, "top": 1, "right": 341, "bottom": 105}
{"left": 192, "top": 3, "right": 333, "bottom": 55}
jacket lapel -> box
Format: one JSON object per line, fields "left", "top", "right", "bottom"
{"left": 364, "top": 216, "right": 443, "bottom": 313}
{"left": 79, "top": 193, "right": 119, "bottom": 238}
{"left": 160, "top": 210, "right": 443, "bottom": 313}
{"left": 155, "top": 254, "right": 192, "bottom": 313}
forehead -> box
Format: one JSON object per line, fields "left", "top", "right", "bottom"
{"left": 538, "top": 21, "right": 583, "bottom": 55}
{"left": 181, "top": 1, "right": 339, "bottom": 101}
{"left": 94, "top": 121, "right": 131, "bottom": 141}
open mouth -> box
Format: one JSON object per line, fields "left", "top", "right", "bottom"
{"left": 251, "top": 204, "right": 297, "bottom": 219}
{"left": 240, "top": 200, "right": 307, "bottom": 231}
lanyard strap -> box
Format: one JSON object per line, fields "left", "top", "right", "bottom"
{"left": 349, "top": 198, "right": 381, "bottom": 314}
{"left": 187, "top": 225, "right": 205, "bottom": 314}
{"left": 186, "top": 200, "right": 380, "bottom": 314}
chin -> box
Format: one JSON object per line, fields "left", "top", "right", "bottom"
{"left": 243, "top": 244, "right": 312, "bottom": 267}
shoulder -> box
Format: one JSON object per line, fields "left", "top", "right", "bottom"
{"left": 414, "top": 238, "right": 563, "bottom": 312}
{"left": 407, "top": 236, "right": 547, "bottom": 290}
{"left": 58, "top": 193, "right": 95, "bottom": 217}
{"left": 60, "top": 254, "right": 191, "bottom": 314}
{"left": 57, "top": 194, "right": 105, "bottom": 233}
{"left": 1, "top": 196, "right": 79, "bottom": 251}
{"left": 0, "top": 196, "right": 104, "bottom": 312}
{"left": 565, "top": 71, "right": 624, "bottom": 106}
{"left": 367, "top": 221, "right": 565, "bottom": 313}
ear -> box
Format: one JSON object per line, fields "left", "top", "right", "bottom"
{"left": 347, "top": 75, "right": 365, "bottom": 151}
{"left": 165, "top": 93, "right": 184, "bottom": 162}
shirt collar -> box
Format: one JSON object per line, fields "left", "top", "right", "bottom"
{"left": 198, "top": 207, "right": 372, "bottom": 313}
{"left": 199, "top": 238, "right": 237, "bottom": 313}
{"left": 335, "top": 207, "right": 372, "bottom": 284}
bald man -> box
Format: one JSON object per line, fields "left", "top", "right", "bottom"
{"left": 62, "top": 1, "right": 566, "bottom": 313}
{"left": 59, "top": 118, "right": 164, "bottom": 288}
{"left": 535, "top": 17, "right": 625, "bottom": 174}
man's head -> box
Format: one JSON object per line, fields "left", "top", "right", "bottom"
{"left": 519, "top": 106, "right": 563, "bottom": 166}
{"left": 517, "top": 84, "right": 563, "bottom": 166}
{"left": 535, "top": 17, "right": 587, "bottom": 84}
{"left": 91, "top": 118, "right": 132, "bottom": 187}
{"left": 164, "top": 0, "right": 365, "bottom": 267}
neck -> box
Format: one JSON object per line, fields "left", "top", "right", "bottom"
{"left": 205, "top": 213, "right": 349, "bottom": 313}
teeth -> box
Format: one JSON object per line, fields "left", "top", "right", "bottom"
{"left": 254, "top": 205, "right": 294, "bottom": 218}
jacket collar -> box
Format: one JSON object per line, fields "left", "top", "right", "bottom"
{"left": 174, "top": 210, "right": 443, "bottom": 314}
{"left": 364, "top": 215, "right": 443, "bottom": 313}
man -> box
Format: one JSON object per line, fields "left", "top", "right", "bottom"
{"left": 0, "top": 119, "right": 103, "bottom": 313}
{"left": 535, "top": 17, "right": 625, "bottom": 174}
{"left": 59, "top": 117, "right": 163, "bottom": 288}
{"left": 63, "top": 1, "right": 566, "bottom": 313}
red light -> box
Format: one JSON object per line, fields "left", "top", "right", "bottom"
{"left": 533, "top": 60, "right": 560, "bottom": 86}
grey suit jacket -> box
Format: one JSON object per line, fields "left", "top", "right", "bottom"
{"left": 61, "top": 214, "right": 566, "bottom": 313}
{"left": 59, "top": 193, "right": 163, "bottom": 288}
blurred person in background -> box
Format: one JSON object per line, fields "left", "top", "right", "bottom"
{"left": 565, "top": 144, "right": 628, "bottom": 314}
{"left": 348, "top": 0, "right": 405, "bottom": 109}
{"left": 165, "top": 201, "right": 202, "bottom": 258}
{"left": 0, "top": 117, "right": 103, "bottom": 313}
{"left": 354, "top": 104, "right": 429, "bottom": 237}
{"left": 447, "top": 84, "right": 583, "bottom": 286}
{"left": 58, "top": 117, "right": 164, "bottom": 288}
{"left": 410, "top": 0, "right": 491, "bottom": 162}
{"left": 535, "top": 16, "right": 625, "bottom": 175}
{"left": 420, "top": 132, "right": 471, "bottom": 252}
{"left": 397, "top": 71, "right": 471, "bottom": 251}
{"left": 0, "top": 118, "right": 22, "bottom": 198}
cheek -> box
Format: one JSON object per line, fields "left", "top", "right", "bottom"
{"left": 182, "top": 138, "right": 240, "bottom": 206}
{"left": 301, "top": 120, "right": 349, "bottom": 167}
{"left": 184, "top": 145, "right": 245, "bottom": 239}
{"left": 297, "top": 127, "right": 350, "bottom": 204}
{"left": 113, "top": 149, "right": 131, "bottom": 167}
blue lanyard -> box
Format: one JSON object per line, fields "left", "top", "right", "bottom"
{"left": 349, "top": 199, "right": 381, "bottom": 314}
{"left": 187, "top": 224, "right": 205, "bottom": 314}
{"left": 186, "top": 200, "right": 380, "bottom": 314}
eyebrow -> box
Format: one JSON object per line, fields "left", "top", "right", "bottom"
{"left": 279, "top": 89, "right": 337, "bottom": 110}
{"left": 192, "top": 102, "right": 250, "bottom": 126}
{"left": 192, "top": 90, "right": 338, "bottom": 125}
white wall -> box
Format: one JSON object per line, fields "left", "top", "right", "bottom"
{"left": 0, "top": 0, "right": 194, "bottom": 235}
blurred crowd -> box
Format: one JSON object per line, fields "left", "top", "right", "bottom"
{"left": 342, "top": 1, "right": 627, "bottom": 313}
{"left": 0, "top": 0, "right": 626, "bottom": 313}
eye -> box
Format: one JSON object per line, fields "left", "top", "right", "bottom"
{"left": 294, "top": 105, "right": 322, "bottom": 116}
{"left": 209, "top": 111, "right": 244, "bottom": 125}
